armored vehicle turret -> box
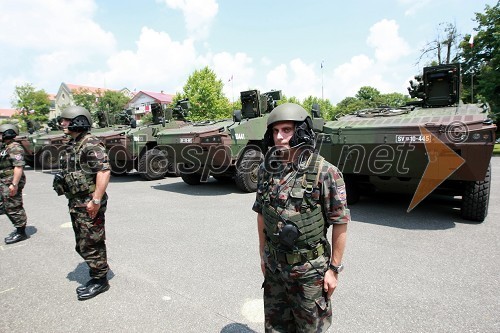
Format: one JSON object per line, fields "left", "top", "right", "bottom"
{"left": 317, "top": 63, "right": 496, "bottom": 222}
{"left": 97, "top": 100, "right": 190, "bottom": 179}
{"left": 155, "top": 89, "right": 284, "bottom": 192}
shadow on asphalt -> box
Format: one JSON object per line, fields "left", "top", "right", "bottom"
{"left": 350, "top": 191, "right": 480, "bottom": 230}
{"left": 66, "top": 262, "right": 115, "bottom": 285}
{"left": 220, "top": 323, "right": 258, "bottom": 333}
{"left": 25, "top": 225, "right": 38, "bottom": 237}
{"left": 151, "top": 178, "right": 249, "bottom": 197}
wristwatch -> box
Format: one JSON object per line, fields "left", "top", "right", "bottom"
{"left": 11, "top": 183, "right": 18, "bottom": 187}
{"left": 92, "top": 198, "right": 101, "bottom": 205}
{"left": 328, "top": 262, "right": 344, "bottom": 274}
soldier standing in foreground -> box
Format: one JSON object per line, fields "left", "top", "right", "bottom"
{"left": 0, "top": 124, "right": 29, "bottom": 244}
{"left": 54, "top": 106, "right": 111, "bottom": 301}
{"left": 253, "top": 103, "right": 350, "bottom": 332}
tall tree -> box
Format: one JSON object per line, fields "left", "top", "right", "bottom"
{"left": 177, "top": 67, "right": 232, "bottom": 121}
{"left": 417, "top": 22, "right": 460, "bottom": 66}
{"left": 456, "top": 1, "right": 499, "bottom": 119}
{"left": 11, "top": 83, "right": 50, "bottom": 131}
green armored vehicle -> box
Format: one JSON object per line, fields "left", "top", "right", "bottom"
{"left": 155, "top": 89, "right": 284, "bottom": 192}
{"left": 317, "top": 63, "right": 496, "bottom": 222}
{"left": 97, "top": 100, "right": 190, "bottom": 179}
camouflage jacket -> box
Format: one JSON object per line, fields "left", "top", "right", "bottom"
{"left": 0, "top": 140, "right": 26, "bottom": 185}
{"left": 60, "top": 132, "right": 110, "bottom": 175}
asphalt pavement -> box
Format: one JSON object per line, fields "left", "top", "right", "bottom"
{"left": 1, "top": 157, "right": 499, "bottom": 333}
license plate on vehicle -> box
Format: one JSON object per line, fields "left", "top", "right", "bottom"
{"left": 179, "top": 138, "right": 192, "bottom": 143}
{"left": 396, "top": 135, "right": 431, "bottom": 143}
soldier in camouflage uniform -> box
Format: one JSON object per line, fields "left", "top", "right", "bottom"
{"left": 253, "top": 103, "right": 350, "bottom": 332}
{"left": 54, "top": 106, "right": 111, "bottom": 301}
{"left": 0, "top": 124, "right": 29, "bottom": 244}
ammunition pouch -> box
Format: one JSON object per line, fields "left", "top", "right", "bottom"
{"left": 53, "top": 171, "right": 95, "bottom": 198}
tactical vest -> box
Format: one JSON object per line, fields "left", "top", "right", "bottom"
{"left": 262, "top": 152, "right": 326, "bottom": 252}
{"left": 59, "top": 133, "right": 96, "bottom": 198}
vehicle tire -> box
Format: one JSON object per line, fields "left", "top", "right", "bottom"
{"left": 138, "top": 149, "right": 168, "bottom": 180}
{"left": 461, "top": 164, "right": 491, "bottom": 223}
{"left": 235, "top": 148, "right": 263, "bottom": 192}
{"left": 39, "top": 147, "right": 60, "bottom": 169}
{"left": 180, "top": 172, "right": 201, "bottom": 185}
{"left": 110, "top": 164, "right": 128, "bottom": 177}
{"left": 165, "top": 159, "right": 179, "bottom": 177}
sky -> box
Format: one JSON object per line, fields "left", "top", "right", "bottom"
{"left": 0, "top": 0, "right": 496, "bottom": 109}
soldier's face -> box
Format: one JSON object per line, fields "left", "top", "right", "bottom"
{"left": 272, "top": 121, "right": 295, "bottom": 149}
{"left": 60, "top": 118, "right": 72, "bottom": 134}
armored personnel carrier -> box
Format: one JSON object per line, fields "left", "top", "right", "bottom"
{"left": 97, "top": 99, "right": 190, "bottom": 179}
{"left": 317, "top": 63, "right": 496, "bottom": 222}
{"left": 155, "top": 89, "right": 284, "bottom": 192}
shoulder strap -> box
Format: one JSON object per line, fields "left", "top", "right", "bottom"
{"left": 301, "top": 152, "right": 324, "bottom": 190}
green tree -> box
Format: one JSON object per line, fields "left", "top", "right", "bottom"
{"left": 11, "top": 83, "right": 50, "bottom": 131}
{"left": 355, "top": 86, "right": 382, "bottom": 106}
{"left": 335, "top": 96, "right": 368, "bottom": 116}
{"left": 97, "top": 90, "right": 131, "bottom": 124}
{"left": 301, "top": 96, "right": 336, "bottom": 120}
{"left": 177, "top": 67, "right": 232, "bottom": 121}
{"left": 379, "top": 92, "right": 412, "bottom": 107}
{"left": 456, "top": 1, "right": 499, "bottom": 121}
{"left": 72, "top": 88, "right": 101, "bottom": 114}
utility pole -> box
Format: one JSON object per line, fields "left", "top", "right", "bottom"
{"left": 321, "top": 60, "right": 324, "bottom": 100}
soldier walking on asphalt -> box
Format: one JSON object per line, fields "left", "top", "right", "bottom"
{"left": 53, "top": 106, "right": 111, "bottom": 301}
{"left": 253, "top": 103, "right": 350, "bottom": 332}
{"left": 0, "top": 124, "right": 30, "bottom": 244}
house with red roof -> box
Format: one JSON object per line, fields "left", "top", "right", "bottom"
{"left": 0, "top": 108, "right": 17, "bottom": 119}
{"left": 53, "top": 83, "right": 133, "bottom": 119}
{"left": 125, "top": 90, "right": 174, "bottom": 120}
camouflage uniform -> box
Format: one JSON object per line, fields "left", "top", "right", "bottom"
{"left": 59, "top": 132, "right": 110, "bottom": 279}
{"left": 0, "top": 140, "right": 28, "bottom": 228}
{"left": 253, "top": 150, "right": 350, "bottom": 333}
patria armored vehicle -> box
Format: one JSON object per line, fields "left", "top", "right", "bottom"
{"left": 97, "top": 99, "right": 190, "bottom": 179}
{"left": 317, "top": 63, "right": 496, "bottom": 222}
{"left": 155, "top": 89, "right": 286, "bottom": 192}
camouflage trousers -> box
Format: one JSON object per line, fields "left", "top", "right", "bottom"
{"left": 69, "top": 194, "right": 109, "bottom": 279}
{"left": 0, "top": 182, "right": 27, "bottom": 228}
{"left": 263, "top": 255, "right": 332, "bottom": 333}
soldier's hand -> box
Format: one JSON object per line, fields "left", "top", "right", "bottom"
{"left": 323, "top": 269, "right": 338, "bottom": 299}
{"left": 8, "top": 184, "right": 18, "bottom": 197}
{"left": 86, "top": 201, "right": 100, "bottom": 219}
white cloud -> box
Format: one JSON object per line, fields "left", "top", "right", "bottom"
{"left": 266, "top": 59, "right": 319, "bottom": 100}
{"left": 367, "top": 19, "right": 411, "bottom": 63}
{"left": 398, "top": 0, "right": 431, "bottom": 16}
{"left": 82, "top": 27, "right": 197, "bottom": 93}
{"left": 160, "top": 0, "right": 218, "bottom": 40}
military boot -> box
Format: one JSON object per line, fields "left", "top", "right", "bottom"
{"left": 77, "top": 277, "right": 110, "bottom": 301}
{"left": 4, "top": 227, "right": 28, "bottom": 244}
{"left": 76, "top": 279, "right": 99, "bottom": 294}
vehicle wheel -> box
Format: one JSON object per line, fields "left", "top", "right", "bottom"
{"left": 110, "top": 164, "right": 128, "bottom": 177}
{"left": 461, "top": 164, "right": 491, "bottom": 223}
{"left": 138, "top": 149, "right": 168, "bottom": 180}
{"left": 165, "top": 159, "right": 179, "bottom": 177}
{"left": 235, "top": 148, "right": 263, "bottom": 192}
{"left": 181, "top": 172, "right": 201, "bottom": 185}
{"left": 39, "top": 147, "right": 60, "bottom": 169}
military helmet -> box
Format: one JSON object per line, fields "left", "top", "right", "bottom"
{"left": 264, "top": 103, "right": 315, "bottom": 150}
{"left": 60, "top": 106, "right": 92, "bottom": 132}
{"left": 266, "top": 103, "right": 310, "bottom": 127}
{"left": 0, "top": 123, "right": 19, "bottom": 140}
